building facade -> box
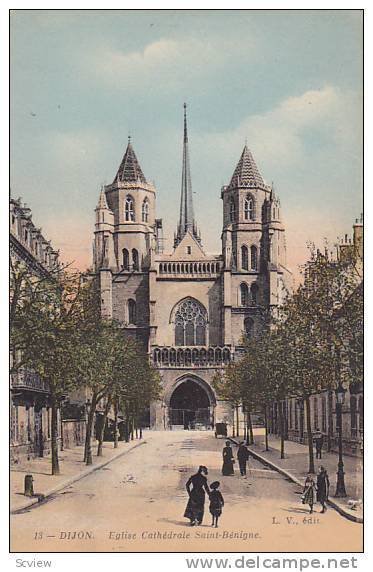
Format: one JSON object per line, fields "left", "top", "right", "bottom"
{"left": 93, "top": 106, "right": 292, "bottom": 429}
{"left": 268, "top": 217, "right": 363, "bottom": 456}
{"left": 10, "top": 198, "right": 86, "bottom": 461}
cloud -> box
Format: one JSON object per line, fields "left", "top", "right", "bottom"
{"left": 192, "top": 85, "right": 360, "bottom": 182}
{"left": 81, "top": 34, "right": 255, "bottom": 92}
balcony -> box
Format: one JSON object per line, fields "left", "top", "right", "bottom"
{"left": 11, "top": 370, "right": 50, "bottom": 393}
{"left": 152, "top": 346, "right": 232, "bottom": 368}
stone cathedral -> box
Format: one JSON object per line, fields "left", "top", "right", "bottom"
{"left": 93, "top": 106, "right": 292, "bottom": 430}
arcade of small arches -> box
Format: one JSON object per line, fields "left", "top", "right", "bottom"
{"left": 152, "top": 346, "right": 232, "bottom": 367}
{"left": 158, "top": 260, "right": 222, "bottom": 275}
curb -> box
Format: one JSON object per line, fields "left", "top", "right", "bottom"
{"left": 229, "top": 438, "right": 363, "bottom": 524}
{"left": 11, "top": 440, "right": 146, "bottom": 515}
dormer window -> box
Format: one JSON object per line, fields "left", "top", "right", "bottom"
{"left": 125, "top": 196, "right": 135, "bottom": 222}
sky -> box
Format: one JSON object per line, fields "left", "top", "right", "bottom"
{"left": 10, "top": 9, "right": 363, "bottom": 280}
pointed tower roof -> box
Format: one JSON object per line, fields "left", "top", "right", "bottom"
{"left": 96, "top": 186, "right": 109, "bottom": 209}
{"left": 229, "top": 145, "right": 265, "bottom": 188}
{"left": 174, "top": 104, "right": 201, "bottom": 247}
{"left": 113, "top": 137, "right": 147, "bottom": 184}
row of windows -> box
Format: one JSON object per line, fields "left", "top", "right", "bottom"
{"left": 229, "top": 194, "right": 255, "bottom": 222}
{"left": 122, "top": 248, "right": 139, "bottom": 271}
{"left": 241, "top": 245, "right": 258, "bottom": 271}
{"left": 125, "top": 196, "right": 149, "bottom": 222}
{"left": 240, "top": 283, "right": 258, "bottom": 306}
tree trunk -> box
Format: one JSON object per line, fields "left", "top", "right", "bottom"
{"left": 278, "top": 401, "right": 285, "bottom": 459}
{"left": 131, "top": 417, "right": 135, "bottom": 440}
{"left": 264, "top": 405, "right": 269, "bottom": 451}
{"left": 236, "top": 406, "right": 240, "bottom": 437}
{"left": 232, "top": 408, "right": 236, "bottom": 438}
{"left": 305, "top": 395, "right": 315, "bottom": 473}
{"left": 97, "top": 395, "right": 112, "bottom": 457}
{"left": 51, "top": 393, "right": 60, "bottom": 475}
{"left": 249, "top": 411, "right": 254, "bottom": 445}
{"left": 113, "top": 399, "right": 119, "bottom": 449}
{"left": 327, "top": 389, "right": 333, "bottom": 452}
{"left": 84, "top": 393, "right": 97, "bottom": 465}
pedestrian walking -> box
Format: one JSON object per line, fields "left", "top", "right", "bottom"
{"left": 313, "top": 429, "right": 324, "bottom": 459}
{"left": 316, "top": 466, "right": 330, "bottom": 513}
{"left": 302, "top": 474, "right": 317, "bottom": 514}
{"left": 184, "top": 465, "right": 210, "bottom": 526}
{"left": 237, "top": 441, "right": 249, "bottom": 476}
{"left": 209, "top": 481, "right": 224, "bottom": 528}
{"left": 222, "top": 441, "right": 235, "bottom": 475}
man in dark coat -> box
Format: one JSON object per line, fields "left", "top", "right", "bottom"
{"left": 237, "top": 441, "right": 249, "bottom": 476}
{"left": 316, "top": 466, "right": 330, "bottom": 513}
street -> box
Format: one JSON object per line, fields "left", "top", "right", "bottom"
{"left": 11, "top": 431, "right": 363, "bottom": 553}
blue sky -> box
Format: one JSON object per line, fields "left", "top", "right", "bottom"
{"left": 10, "top": 10, "right": 363, "bottom": 277}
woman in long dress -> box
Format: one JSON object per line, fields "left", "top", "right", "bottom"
{"left": 316, "top": 466, "right": 330, "bottom": 513}
{"left": 222, "top": 441, "right": 235, "bottom": 476}
{"left": 184, "top": 465, "right": 210, "bottom": 526}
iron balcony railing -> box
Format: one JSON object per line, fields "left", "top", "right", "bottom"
{"left": 11, "top": 369, "right": 50, "bottom": 393}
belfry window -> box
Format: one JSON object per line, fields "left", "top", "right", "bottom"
{"left": 128, "top": 299, "right": 137, "bottom": 324}
{"left": 251, "top": 283, "right": 258, "bottom": 304}
{"left": 142, "top": 199, "right": 149, "bottom": 223}
{"left": 244, "top": 317, "right": 254, "bottom": 338}
{"left": 229, "top": 197, "right": 236, "bottom": 222}
{"left": 240, "top": 283, "right": 249, "bottom": 306}
{"left": 132, "top": 248, "right": 139, "bottom": 271}
{"left": 174, "top": 298, "right": 207, "bottom": 346}
{"left": 125, "top": 196, "right": 135, "bottom": 222}
{"left": 250, "top": 245, "right": 258, "bottom": 271}
{"left": 244, "top": 195, "right": 255, "bottom": 220}
{"left": 122, "top": 248, "right": 129, "bottom": 270}
{"left": 241, "top": 245, "right": 248, "bottom": 270}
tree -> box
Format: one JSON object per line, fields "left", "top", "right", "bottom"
{"left": 11, "top": 267, "right": 86, "bottom": 474}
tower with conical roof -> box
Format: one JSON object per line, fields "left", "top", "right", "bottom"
{"left": 174, "top": 104, "right": 201, "bottom": 247}
{"left": 220, "top": 144, "right": 290, "bottom": 345}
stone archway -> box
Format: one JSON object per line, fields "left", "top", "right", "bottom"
{"left": 166, "top": 375, "right": 216, "bottom": 430}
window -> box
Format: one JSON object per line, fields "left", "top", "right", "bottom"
{"left": 241, "top": 245, "right": 248, "bottom": 270}
{"left": 174, "top": 298, "right": 207, "bottom": 346}
{"left": 142, "top": 199, "right": 149, "bottom": 222}
{"left": 240, "top": 283, "right": 249, "bottom": 306}
{"left": 229, "top": 197, "right": 236, "bottom": 222}
{"left": 132, "top": 249, "right": 139, "bottom": 271}
{"left": 350, "top": 396, "right": 357, "bottom": 438}
{"left": 128, "top": 299, "right": 137, "bottom": 324}
{"left": 250, "top": 245, "right": 258, "bottom": 271}
{"left": 244, "top": 195, "right": 254, "bottom": 220}
{"left": 321, "top": 394, "right": 327, "bottom": 432}
{"left": 313, "top": 397, "right": 319, "bottom": 430}
{"left": 122, "top": 249, "right": 129, "bottom": 270}
{"left": 251, "top": 283, "right": 258, "bottom": 304}
{"left": 24, "top": 229, "right": 28, "bottom": 242}
{"left": 186, "top": 246, "right": 192, "bottom": 255}
{"left": 244, "top": 317, "right": 254, "bottom": 338}
{"left": 125, "top": 196, "right": 135, "bottom": 221}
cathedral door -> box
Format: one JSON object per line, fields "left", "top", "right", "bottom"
{"left": 169, "top": 379, "right": 212, "bottom": 430}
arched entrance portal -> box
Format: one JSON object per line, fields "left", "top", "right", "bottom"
{"left": 168, "top": 378, "right": 214, "bottom": 430}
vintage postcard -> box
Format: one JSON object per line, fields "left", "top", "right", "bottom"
{"left": 9, "top": 9, "right": 363, "bottom": 555}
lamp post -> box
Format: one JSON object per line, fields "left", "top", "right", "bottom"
{"left": 85, "top": 399, "right": 92, "bottom": 465}
{"left": 335, "top": 381, "right": 347, "bottom": 497}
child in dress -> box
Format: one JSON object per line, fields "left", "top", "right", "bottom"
{"left": 302, "top": 474, "right": 317, "bottom": 514}
{"left": 209, "top": 481, "right": 224, "bottom": 528}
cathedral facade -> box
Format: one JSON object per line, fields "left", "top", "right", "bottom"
{"left": 93, "top": 106, "right": 292, "bottom": 430}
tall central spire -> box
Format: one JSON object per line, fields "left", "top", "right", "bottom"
{"left": 174, "top": 103, "right": 201, "bottom": 247}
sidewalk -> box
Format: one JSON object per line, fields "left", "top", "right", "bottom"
{"left": 246, "top": 433, "right": 363, "bottom": 523}
{"left": 10, "top": 434, "right": 151, "bottom": 513}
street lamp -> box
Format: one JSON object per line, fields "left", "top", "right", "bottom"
{"left": 335, "top": 382, "right": 347, "bottom": 497}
